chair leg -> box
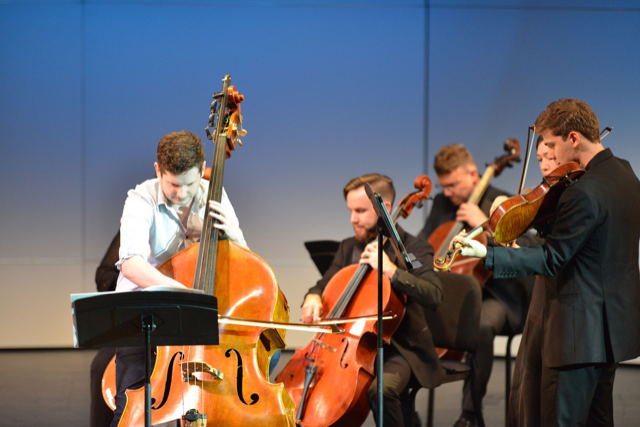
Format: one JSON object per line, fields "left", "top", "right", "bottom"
{"left": 470, "top": 353, "right": 486, "bottom": 427}
{"left": 400, "top": 388, "right": 420, "bottom": 427}
{"left": 505, "top": 335, "right": 514, "bottom": 425}
{"left": 427, "top": 388, "right": 435, "bottom": 427}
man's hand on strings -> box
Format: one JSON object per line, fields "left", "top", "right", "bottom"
{"left": 209, "top": 200, "right": 248, "bottom": 249}
{"left": 456, "top": 202, "right": 488, "bottom": 229}
{"left": 301, "top": 294, "right": 323, "bottom": 324}
{"left": 360, "top": 241, "right": 397, "bottom": 279}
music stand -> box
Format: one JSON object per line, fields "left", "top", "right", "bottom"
{"left": 304, "top": 240, "right": 340, "bottom": 276}
{"left": 72, "top": 288, "right": 219, "bottom": 427}
{"left": 364, "top": 183, "right": 422, "bottom": 426}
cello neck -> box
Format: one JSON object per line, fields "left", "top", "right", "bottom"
{"left": 468, "top": 165, "right": 495, "bottom": 205}
{"left": 434, "top": 166, "right": 495, "bottom": 259}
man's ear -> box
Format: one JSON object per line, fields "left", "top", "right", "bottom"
{"left": 384, "top": 201, "right": 393, "bottom": 213}
{"left": 468, "top": 166, "right": 480, "bottom": 180}
{"left": 154, "top": 162, "right": 162, "bottom": 179}
{"left": 568, "top": 131, "right": 581, "bottom": 148}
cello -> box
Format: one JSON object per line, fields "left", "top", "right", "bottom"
{"left": 116, "top": 76, "right": 298, "bottom": 426}
{"left": 276, "top": 175, "right": 433, "bottom": 427}
{"left": 427, "top": 139, "right": 521, "bottom": 284}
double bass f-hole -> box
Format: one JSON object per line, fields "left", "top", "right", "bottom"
{"left": 225, "top": 349, "right": 260, "bottom": 406}
{"left": 152, "top": 351, "right": 185, "bottom": 410}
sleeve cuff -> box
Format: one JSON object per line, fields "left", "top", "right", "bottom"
{"left": 483, "top": 246, "right": 495, "bottom": 270}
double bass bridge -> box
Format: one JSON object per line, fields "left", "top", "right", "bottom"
{"left": 180, "top": 361, "right": 224, "bottom": 382}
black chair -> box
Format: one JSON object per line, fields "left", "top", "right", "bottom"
{"left": 400, "top": 272, "right": 485, "bottom": 427}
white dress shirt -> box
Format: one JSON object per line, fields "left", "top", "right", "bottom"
{"left": 115, "top": 178, "right": 241, "bottom": 292}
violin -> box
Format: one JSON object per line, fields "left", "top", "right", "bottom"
{"left": 276, "top": 176, "right": 433, "bottom": 427}
{"left": 427, "top": 139, "right": 521, "bottom": 284}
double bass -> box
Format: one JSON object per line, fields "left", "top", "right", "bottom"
{"left": 276, "top": 176, "right": 433, "bottom": 427}
{"left": 116, "top": 76, "right": 298, "bottom": 426}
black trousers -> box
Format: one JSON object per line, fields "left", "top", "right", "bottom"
{"left": 540, "top": 362, "right": 617, "bottom": 427}
{"left": 110, "top": 347, "right": 156, "bottom": 427}
{"left": 91, "top": 347, "right": 116, "bottom": 427}
{"left": 367, "top": 346, "right": 419, "bottom": 427}
{"left": 462, "top": 298, "right": 508, "bottom": 414}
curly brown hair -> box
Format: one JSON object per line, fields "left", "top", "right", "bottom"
{"left": 156, "top": 131, "right": 206, "bottom": 175}
{"left": 343, "top": 173, "right": 395, "bottom": 205}
{"left": 433, "top": 144, "right": 476, "bottom": 176}
{"left": 534, "top": 98, "right": 600, "bottom": 143}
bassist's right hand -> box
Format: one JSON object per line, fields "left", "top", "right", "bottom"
{"left": 301, "top": 294, "right": 323, "bottom": 324}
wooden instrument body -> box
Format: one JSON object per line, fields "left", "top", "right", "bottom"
{"left": 489, "top": 162, "right": 585, "bottom": 244}
{"left": 276, "top": 264, "right": 405, "bottom": 427}
{"left": 111, "top": 240, "right": 295, "bottom": 426}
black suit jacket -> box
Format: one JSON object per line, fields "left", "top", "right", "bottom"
{"left": 420, "top": 185, "right": 536, "bottom": 333}
{"left": 485, "top": 149, "right": 640, "bottom": 367}
{"left": 307, "top": 227, "right": 445, "bottom": 388}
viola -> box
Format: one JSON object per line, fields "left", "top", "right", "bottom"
{"left": 276, "top": 175, "right": 433, "bottom": 427}
{"left": 434, "top": 163, "right": 585, "bottom": 271}
{"left": 434, "top": 125, "right": 617, "bottom": 271}
{"left": 427, "top": 139, "right": 521, "bottom": 286}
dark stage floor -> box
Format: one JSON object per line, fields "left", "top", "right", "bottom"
{"left": 1, "top": 349, "right": 639, "bottom": 426}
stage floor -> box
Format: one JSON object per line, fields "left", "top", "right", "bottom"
{"left": 1, "top": 349, "right": 639, "bottom": 426}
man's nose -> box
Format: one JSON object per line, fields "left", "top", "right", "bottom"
{"left": 443, "top": 186, "right": 453, "bottom": 198}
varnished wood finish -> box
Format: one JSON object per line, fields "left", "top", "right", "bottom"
{"left": 276, "top": 264, "right": 404, "bottom": 427}
{"left": 488, "top": 162, "right": 585, "bottom": 244}
{"left": 113, "top": 240, "right": 295, "bottom": 427}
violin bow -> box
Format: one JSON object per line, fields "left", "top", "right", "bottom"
{"left": 517, "top": 125, "right": 536, "bottom": 196}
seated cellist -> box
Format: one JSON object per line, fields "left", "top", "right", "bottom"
{"left": 110, "top": 131, "right": 249, "bottom": 427}
{"left": 301, "top": 173, "right": 444, "bottom": 427}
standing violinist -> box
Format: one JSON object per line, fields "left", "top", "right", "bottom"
{"left": 455, "top": 98, "right": 640, "bottom": 426}
{"left": 301, "top": 173, "right": 444, "bottom": 427}
{"left": 110, "top": 131, "right": 248, "bottom": 427}
{"left": 419, "top": 144, "right": 536, "bottom": 427}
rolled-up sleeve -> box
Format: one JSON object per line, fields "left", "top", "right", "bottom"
{"left": 116, "top": 188, "right": 155, "bottom": 270}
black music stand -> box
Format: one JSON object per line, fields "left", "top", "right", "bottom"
{"left": 72, "top": 289, "right": 219, "bottom": 427}
{"left": 364, "top": 183, "right": 422, "bottom": 427}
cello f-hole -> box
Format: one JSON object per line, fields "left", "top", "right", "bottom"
{"left": 339, "top": 338, "right": 349, "bottom": 369}
{"left": 225, "top": 348, "right": 260, "bottom": 406}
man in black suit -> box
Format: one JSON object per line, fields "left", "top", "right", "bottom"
{"left": 301, "top": 173, "right": 444, "bottom": 427}
{"left": 457, "top": 98, "right": 640, "bottom": 426}
{"left": 420, "top": 144, "right": 535, "bottom": 427}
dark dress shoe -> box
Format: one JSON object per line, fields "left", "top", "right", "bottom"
{"left": 453, "top": 415, "right": 477, "bottom": 427}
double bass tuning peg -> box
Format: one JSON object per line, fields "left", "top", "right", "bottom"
{"left": 231, "top": 122, "right": 248, "bottom": 137}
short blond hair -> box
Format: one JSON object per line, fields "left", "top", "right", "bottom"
{"left": 343, "top": 173, "right": 395, "bottom": 205}
{"left": 434, "top": 144, "right": 476, "bottom": 176}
